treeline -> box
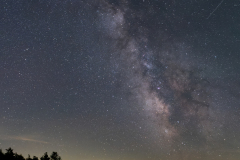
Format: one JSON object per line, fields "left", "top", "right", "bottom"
{"left": 0, "top": 148, "right": 61, "bottom": 160}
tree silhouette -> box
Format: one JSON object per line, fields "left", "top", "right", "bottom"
{"left": 5, "top": 148, "right": 14, "bottom": 160}
{"left": 26, "top": 154, "right": 39, "bottom": 160}
{"left": 50, "top": 152, "right": 61, "bottom": 160}
{"left": 15, "top": 154, "right": 25, "bottom": 160}
{"left": 0, "top": 149, "right": 4, "bottom": 159}
{"left": 0, "top": 148, "right": 61, "bottom": 160}
{"left": 26, "top": 154, "right": 32, "bottom": 160}
{"left": 40, "top": 152, "right": 50, "bottom": 160}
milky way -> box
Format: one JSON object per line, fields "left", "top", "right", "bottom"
{"left": 97, "top": 0, "right": 240, "bottom": 154}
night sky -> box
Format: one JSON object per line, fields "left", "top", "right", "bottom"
{"left": 1, "top": 0, "right": 240, "bottom": 160}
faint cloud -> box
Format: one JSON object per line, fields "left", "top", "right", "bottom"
{"left": 1, "top": 135, "right": 49, "bottom": 144}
